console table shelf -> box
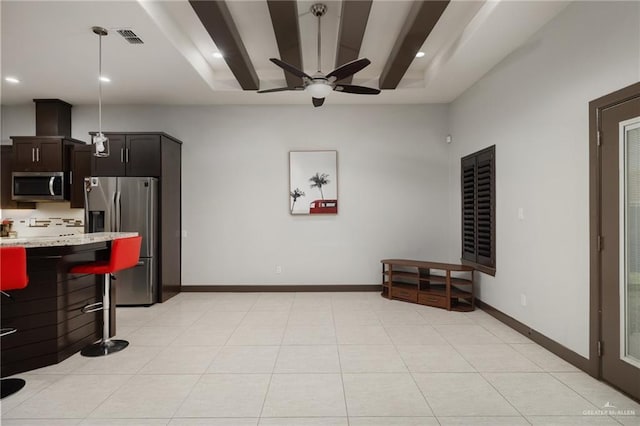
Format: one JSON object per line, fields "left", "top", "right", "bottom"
{"left": 381, "top": 259, "right": 475, "bottom": 311}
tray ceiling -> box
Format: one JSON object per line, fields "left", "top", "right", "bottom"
{"left": 1, "top": 0, "right": 569, "bottom": 106}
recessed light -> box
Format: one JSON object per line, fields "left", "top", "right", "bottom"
{"left": 415, "top": 51, "right": 425, "bottom": 58}
{"left": 99, "top": 76, "right": 111, "bottom": 83}
{"left": 212, "top": 52, "right": 223, "bottom": 59}
{"left": 5, "top": 77, "right": 20, "bottom": 84}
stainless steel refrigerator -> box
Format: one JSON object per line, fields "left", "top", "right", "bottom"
{"left": 84, "top": 176, "right": 158, "bottom": 305}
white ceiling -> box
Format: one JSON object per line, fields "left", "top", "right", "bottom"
{"left": 0, "top": 0, "right": 570, "bottom": 106}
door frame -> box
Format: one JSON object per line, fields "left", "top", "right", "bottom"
{"left": 589, "top": 82, "right": 640, "bottom": 382}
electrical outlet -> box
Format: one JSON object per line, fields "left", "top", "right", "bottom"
{"left": 518, "top": 207, "right": 524, "bottom": 220}
{"left": 275, "top": 265, "right": 282, "bottom": 274}
{"left": 520, "top": 294, "right": 527, "bottom": 306}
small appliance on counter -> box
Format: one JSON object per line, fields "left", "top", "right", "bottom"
{"left": 84, "top": 176, "right": 158, "bottom": 305}
{"left": 0, "top": 220, "right": 13, "bottom": 237}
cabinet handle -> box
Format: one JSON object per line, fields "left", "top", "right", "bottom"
{"left": 82, "top": 302, "right": 103, "bottom": 313}
{"left": 36, "top": 148, "right": 40, "bottom": 162}
{"left": 120, "top": 148, "right": 125, "bottom": 163}
{"left": 69, "top": 171, "right": 73, "bottom": 185}
{"left": 125, "top": 148, "right": 129, "bottom": 163}
{"left": 31, "top": 147, "right": 35, "bottom": 162}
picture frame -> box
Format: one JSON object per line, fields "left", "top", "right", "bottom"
{"left": 289, "top": 150, "right": 338, "bottom": 215}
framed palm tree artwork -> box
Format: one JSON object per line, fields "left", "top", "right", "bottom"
{"left": 289, "top": 150, "right": 338, "bottom": 215}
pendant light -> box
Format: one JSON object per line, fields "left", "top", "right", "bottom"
{"left": 92, "top": 26, "right": 109, "bottom": 157}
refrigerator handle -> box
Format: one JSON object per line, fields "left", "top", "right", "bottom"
{"left": 111, "top": 192, "right": 117, "bottom": 232}
{"left": 115, "top": 191, "right": 122, "bottom": 232}
{"left": 83, "top": 178, "right": 90, "bottom": 232}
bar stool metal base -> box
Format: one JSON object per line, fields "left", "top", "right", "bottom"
{"left": 80, "top": 272, "right": 129, "bottom": 358}
{"left": 1, "top": 378, "right": 26, "bottom": 399}
{"left": 81, "top": 339, "right": 129, "bottom": 357}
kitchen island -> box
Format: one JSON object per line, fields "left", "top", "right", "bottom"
{"left": 0, "top": 232, "right": 136, "bottom": 376}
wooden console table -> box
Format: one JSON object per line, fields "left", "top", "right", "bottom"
{"left": 381, "top": 259, "right": 475, "bottom": 311}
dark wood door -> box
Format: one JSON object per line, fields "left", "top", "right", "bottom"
{"left": 70, "top": 145, "right": 92, "bottom": 209}
{"left": 12, "top": 140, "right": 37, "bottom": 171}
{"left": 600, "top": 88, "right": 640, "bottom": 400}
{"left": 126, "top": 135, "right": 161, "bottom": 177}
{"left": 92, "top": 134, "right": 126, "bottom": 176}
{"left": 36, "top": 140, "right": 62, "bottom": 171}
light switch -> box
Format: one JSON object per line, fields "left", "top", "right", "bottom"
{"left": 518, "top": 207, "right": 524, "bottom": 220}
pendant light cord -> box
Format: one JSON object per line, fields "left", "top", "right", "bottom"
{"left": 98, "top": 31, "right": 103, "bottom": 135}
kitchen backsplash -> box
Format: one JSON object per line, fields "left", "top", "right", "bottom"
{"left": 1, "top": 202, "right": 84, "bottom": 237}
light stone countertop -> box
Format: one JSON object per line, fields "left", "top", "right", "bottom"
{"left": 0, "top": 232, "right": 138, "bottom": 248}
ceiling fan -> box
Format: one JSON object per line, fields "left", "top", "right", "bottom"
{"left": 258, "top": 3, "right": 381, "bottom": 107}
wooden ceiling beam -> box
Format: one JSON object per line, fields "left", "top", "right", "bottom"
{"left": 334, "top": 0, "right": 373, "bottom": 84}
{"left": 379, "top": 0, "right": 450, "bottom": 89}
{"left": 189, "top": 0, "right": 259, "bottom": 90}
{"left": 266, "top": 0, "right": 303, "bottom": 87}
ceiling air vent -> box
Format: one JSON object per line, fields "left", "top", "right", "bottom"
{"left": 116, "top": 29, "right": 144, "bottom": 44}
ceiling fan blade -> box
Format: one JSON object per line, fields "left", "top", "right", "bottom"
{"left": 326, "top": 58, "right": 371, "bottom": 82}
{"left": 257, "top": 86, "right": 304, "bottom": 93}
{"left": 334, "top": 84, "right": 381, "bottom": 95}
{"left": 312, "top": 97, "right": 325, "bottom": 107}
{"left": 269, "top": 58, "right": 312, "bottom": 80}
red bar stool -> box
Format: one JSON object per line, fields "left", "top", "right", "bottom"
{"left": 70, "top": 236, "right": 142, "bottom": 357}
{"left": 0, "top": 246, "right": 29, "bottom": 399}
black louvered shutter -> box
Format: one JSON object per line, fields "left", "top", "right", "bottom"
{"left": 461, "top": 156, "right": 476, "bottom": 262}
{"left": 461, "top": 146, "right": 495, "bottom": 272}
{"left": 476, "top": 149, "right": 494, "bottom": 267}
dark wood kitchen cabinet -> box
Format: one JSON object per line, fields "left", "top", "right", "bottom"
{"left": 69, "top": 145, "right": 92, "bottom": 209}
{"left": 12, "top": 137, "right": 63, "bottom": 172}
{"left": 1, "top": 242, "right": 111, "bottom": 377}
{"left": 90, "top": 134, "right": 126, "bottom": 176}
{"left": 11, "top": 136, "right": 85, "bottom": 173}
{"left": 91, "top": 133, "right": 161, "bottom": 177}
{"left": 0, "top": 146, "right": 35, "bottom": 209}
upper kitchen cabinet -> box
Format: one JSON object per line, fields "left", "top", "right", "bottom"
{"left": 12, "top": 137, "right": 63, "bottom": 172}
{"left": 11, "top": 136, "right": 86, "bottom": 173}
{"left": 90, "top": 134, "right": 126, "bottom": 176}
{"left": 91, "top": 133, "right": 161, "bottom": 177}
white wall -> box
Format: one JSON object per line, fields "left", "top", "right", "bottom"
{"left": 1, "top": 104, "right": 36, "bottom": 144}
{"left": 4, "top": 104, "right": 446, "bottom": 286}
{"left": 448, "top": 1, "right": 640, "bottom": 357}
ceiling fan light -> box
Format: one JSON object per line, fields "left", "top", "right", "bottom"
{"left": 306, "top": 82, "right": 332, "bottom": 98}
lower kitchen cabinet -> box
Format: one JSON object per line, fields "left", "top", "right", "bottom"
{"left": 0, "top": 243, "right": 111, "bottom": 377}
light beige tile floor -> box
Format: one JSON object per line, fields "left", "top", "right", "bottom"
{"left": 1, "top": 291, "right": 639, "bottom": 425}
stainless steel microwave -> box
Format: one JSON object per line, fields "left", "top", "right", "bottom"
{"left": 12, "top": 172, "right": 66, "bottom": 201}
